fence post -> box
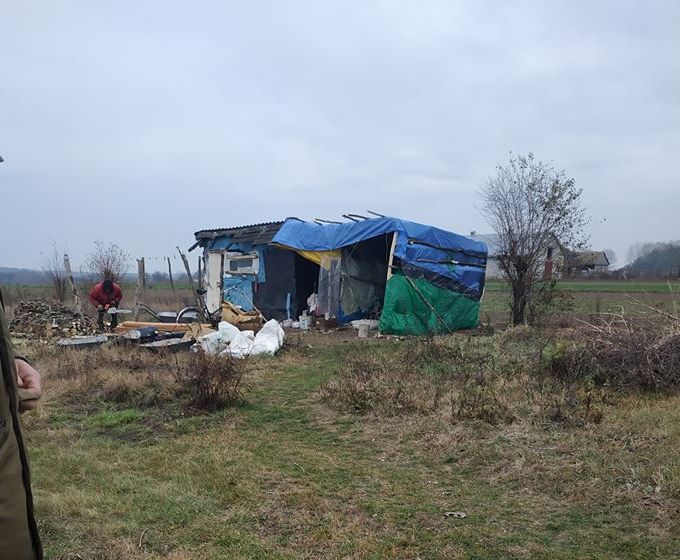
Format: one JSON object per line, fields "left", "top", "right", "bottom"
{"left": 133, "top": 258, "right": 145, "bottom": 320}
{"left": 167, "top": 256, "right": 176, "bottom": 297}
{"left": 63, "top": 254, "right": 83, "bottom": 316}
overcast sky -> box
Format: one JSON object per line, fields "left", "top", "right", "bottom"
{"left": 1, "top": 0, "right": 678, "bottom": 271}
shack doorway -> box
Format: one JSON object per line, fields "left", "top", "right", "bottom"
{"left": 294, "top": 253, "right": 320, "bottom": 318}
{"left": 338, "top": 232, "right": 393, "bottom": 322}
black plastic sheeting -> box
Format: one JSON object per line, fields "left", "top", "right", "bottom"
{"left": 251, "top": 247, "right": 320, "bottom": 321}
{"left": 339, "top": 234, "right": 391, "bottom": 319}
{"left": 252, "top": 248, "right": 294, "bottom": 320}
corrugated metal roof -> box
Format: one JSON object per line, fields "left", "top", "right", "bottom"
{"left": 193, "top": 221, "right": 285, "bottom": 246}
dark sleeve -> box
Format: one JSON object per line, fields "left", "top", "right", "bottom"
{"left": 0, "top": 289, "right": 26, "bottom": 364}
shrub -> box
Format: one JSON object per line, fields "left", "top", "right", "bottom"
{"left": 177, "top": 350, "right": 246, "bottom": 410}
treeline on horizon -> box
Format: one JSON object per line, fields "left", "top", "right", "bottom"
{"left": 625, "top": 242, "right": 680, "bottom": 276}
{"left": 2, "top": 240, "right": 680, "bottom": 286}
{"left": 0, "top": 267, "right": 192, "bottom": 286}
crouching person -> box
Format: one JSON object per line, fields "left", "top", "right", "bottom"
{"left": 89, "top": 278, "right": 123, "bottom": 332}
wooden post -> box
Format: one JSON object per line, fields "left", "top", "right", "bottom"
{"left": 133, "top": 258, "right": 145, "bottom": 320}
{"left": 167, "top": 257, "right": 176, "bottom": 297}
{"left": 197, "top": 256, "right": 203, "bottom": 291}
{"left": 177, "top": 246, "right": 206, "bottom": 321}
{"left": 386, "top": 232, "right": 397, "bottom": 282}
{"left": 63, "top": 254, "right": 83, "bottom": 316}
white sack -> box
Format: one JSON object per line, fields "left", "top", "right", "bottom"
{"left": 195, "top": 331, "right": 228, "bottom": 355}
{"left": 250, "top": 319, "right": 285, "bottom": 356}
{"left": 218, "top": 321, "right": 242, "bottom": 344}
{"left": 222, "top": 329, "right": 256, "bottom": 358}
{"left": 198, "top": 320, "right": 285, "bottom": 358}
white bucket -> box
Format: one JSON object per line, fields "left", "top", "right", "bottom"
{"left": 357, "top": 323, "right": 369, "bottom": 338}
{"left": 299, "top": 315, "right": 312, "bottom": 330}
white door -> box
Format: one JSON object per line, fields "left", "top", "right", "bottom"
{"left": 205, "top": 251, "right": 224, "bottom": 313}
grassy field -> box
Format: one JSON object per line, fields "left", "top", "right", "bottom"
{"left": 485, "top": 280, "right": 680, "bottom": 293}
{"left": 20, "top": 330, "right": 680, "bottom": 560}
{"left": 480, "top": 281, "right": 679, "bottom": 323}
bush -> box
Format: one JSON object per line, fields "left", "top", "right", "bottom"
{"left": 322, "top": 339, "right": 515, "bottom": 423}
{"left": 530, "top": 343, "right": 604, "bottom": 424}
{"left": 177, "top": 350, "right": 246, "bottom": 410}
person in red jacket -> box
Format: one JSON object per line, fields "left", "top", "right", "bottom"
{"left": 89, "top": 279, "right": 123, "bottom": 331}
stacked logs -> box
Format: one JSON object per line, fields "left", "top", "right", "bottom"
{"left": 9, "top": 300, "right": 97, "bottom": 338}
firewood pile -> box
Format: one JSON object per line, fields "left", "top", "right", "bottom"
{"left": 9, "top": 300, "right": 97, "bottom": 338}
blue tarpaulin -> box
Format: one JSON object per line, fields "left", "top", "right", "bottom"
{"left": 223, "top": 275, "right": 255, "bottom": 311}
{"left": 273, "top": 217, "right": 488, "bottom": 301}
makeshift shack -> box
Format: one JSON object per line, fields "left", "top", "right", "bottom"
{"left": 192, "top": 221, "right": 319, "bottom": 321}
{"left": 273, "top": 217, "right": 487, "bottom": 334}
{"left": 193, "top": 216, "right": 487, "bottom": 335}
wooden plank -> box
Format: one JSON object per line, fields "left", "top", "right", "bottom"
{"left": 115, "top": 321, "right": 212, "bottom": 333}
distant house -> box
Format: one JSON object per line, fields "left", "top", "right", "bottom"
{"left": 469, "top": 232, "right": 564, "bottom": 280}
{"left": 563, "top": 251, "right": 610, "bottom": 276}
{"left": 469, "top": 232, "right": 610, "bottom": 279}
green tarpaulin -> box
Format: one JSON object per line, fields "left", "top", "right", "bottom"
{"left": 379, "top": 272, "right": 480, "bottom": 335}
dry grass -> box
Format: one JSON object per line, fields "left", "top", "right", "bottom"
{"left": 321, "top": 330, "right": 608, "bottom": 426}
{"left": 15, "top": 324, "right": 680, "bottom": 559}
{"left": 551, "top": 314, "right": 680, "bottom": 390}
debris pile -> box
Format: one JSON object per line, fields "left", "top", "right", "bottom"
{"left": 9, "top": 300, "right": 97, "bottom": 338}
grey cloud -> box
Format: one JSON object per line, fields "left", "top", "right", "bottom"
{"left": 1, "top": 0, "right": 678, "bottom": 269}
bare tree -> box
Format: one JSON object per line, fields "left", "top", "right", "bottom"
{"left": 43, "top": 245, "right": 67, "bottom": 302}
{"left": 480, "top": 153, "right": 588, "bottom": 325}
{"left": 84, "top": 241, "right": 130, "bottom": 283}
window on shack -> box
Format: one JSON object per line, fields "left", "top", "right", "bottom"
{"left": 224, "top": 252, "right": 259, "bottom": 275}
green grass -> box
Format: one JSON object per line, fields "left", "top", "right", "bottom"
{"left": 480, "top": 280, "right": 679, "bottom": 321}
{"left": 23, "top": 340, "right": 680, "bottom": 559}
{"left": 485, "top": 280, "right": 680, "bottom": 293}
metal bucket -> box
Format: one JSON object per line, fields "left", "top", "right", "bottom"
{"left": 299, "top": 315, "right": 312, "bottom": 330}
